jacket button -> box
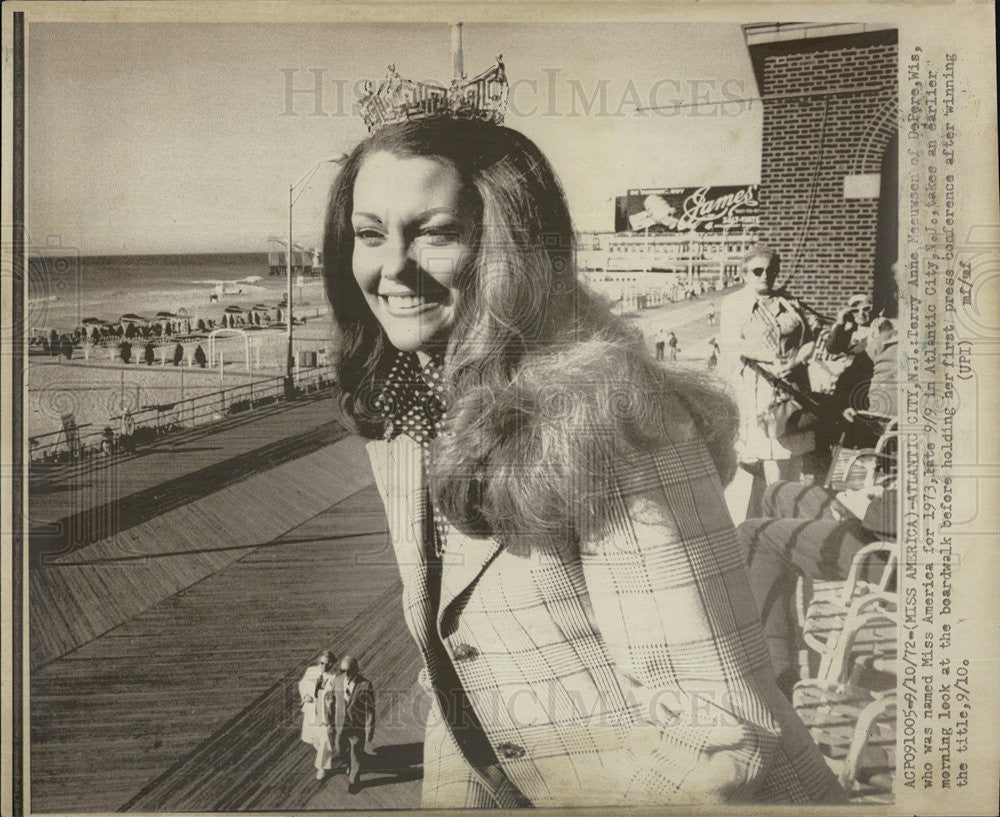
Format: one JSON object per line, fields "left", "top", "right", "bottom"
{"left": 452, "top": 643, "right": 479, "bottom": 662}
{"left": 496, "top": 741, "right": 525, "bottom": 760}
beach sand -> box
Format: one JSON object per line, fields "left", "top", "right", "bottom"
{"left": 28, "top": 318, "right": 338, "bottom": 439}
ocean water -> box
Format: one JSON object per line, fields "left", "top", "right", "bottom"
{"left": 26, "top": 252, "right": 318, "bottom": 333}
{"left": 25, "top": 252, "right": 336, "bottom": 439}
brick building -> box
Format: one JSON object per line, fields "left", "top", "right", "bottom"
{"left": 744, "top": 24, "right": 898, "bottom": 317}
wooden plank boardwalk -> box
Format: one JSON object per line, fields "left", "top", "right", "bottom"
{"left": 30, "top": 484, "right": 426, "bottom": 813}
{"left": 29, "top": 390, "right": 347, "bottom": 559}
{"left": 28, "top": 434, "right": 373, "bottom": 670}
{"left": 27, "top": 391, "right": 381, "bottom": 670}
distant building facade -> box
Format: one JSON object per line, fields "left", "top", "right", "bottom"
{"left": 579, "top": 184, "right": 761, "bottom": 307}
{"left": 268, "top": 238, "right": 322, "bottom": 277}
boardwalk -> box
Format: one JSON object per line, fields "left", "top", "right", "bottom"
{"left": 30, "top": 484, "right": 425, "bottom": 812}
{"left": 29, "top": 389, "right": 348, "bottom": 558}
{"left": 29, "top": 388, "right": 430, "bottom": 811}
{"left": 27, "top": 391, "right": 380, "bottom": 670}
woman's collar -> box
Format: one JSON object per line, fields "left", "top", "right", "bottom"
{"left": 375, "top": 350, "right": 447, "bottom": 445}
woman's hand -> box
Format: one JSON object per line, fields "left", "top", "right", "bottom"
{"left": 769, "top": 342, "right": 813, "bottom": 379}
{"left": 770, "top": 360, "right": 796, "bottom": 379}
{"left": 836, "top": 306, "right": 856, "bottom": 326}
{"left": 793, "top": 341, "right": 815, "bottom": 366}
{"left": 619, "top": 677, "right": 766, "bottom": 804}
{"left": 834, "top": 486, "right": 881, "bottom": 520}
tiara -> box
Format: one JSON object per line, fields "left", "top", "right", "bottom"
{"left": 359, "top": 56, "right": 509, "bottom": 134}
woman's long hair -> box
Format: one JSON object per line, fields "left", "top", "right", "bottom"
{"left": 324, "top": 118, "right": 738, "bottom": 544}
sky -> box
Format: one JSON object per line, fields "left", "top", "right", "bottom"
{"left": 27, "top": 21, "right": 762, "bottom": 255}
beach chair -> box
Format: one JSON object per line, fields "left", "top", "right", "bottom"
{"left": 797, "top": 542, "right": 897, "bottom": 684}
{"left": 793, "top": 678, "right": 896, "bottom": 796}
{"left": 791, "top": 537, "right": 898, "bottom": 795}
{"left": 824, "top": 414, "right": 897, "bottom": 491}
{"left": 793, "top": 578, "right": 897, "bottom": 792}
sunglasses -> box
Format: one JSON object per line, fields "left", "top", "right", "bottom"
{"left": 749, "top": 266, "right": 769, "bottom": 276}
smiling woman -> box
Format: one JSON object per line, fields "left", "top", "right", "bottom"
{"left": 321, "top": 117, "right": 845, "bottom": 808}
{"left": 349, "top": 152, "right": 474, "bottom": 355}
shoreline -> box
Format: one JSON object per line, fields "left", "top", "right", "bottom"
{"left": 29, "top": 275, "right": 329, "bottom": 339}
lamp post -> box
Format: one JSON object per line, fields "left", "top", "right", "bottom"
{"left": 285, "top": 154, "right": 348, "bottom": 397}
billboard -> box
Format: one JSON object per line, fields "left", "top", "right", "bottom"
{"left": 614, "top": 185, "right": 760, "bottom": 234}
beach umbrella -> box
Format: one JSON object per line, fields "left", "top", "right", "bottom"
{"left": 224, "top": 305, "right": 245, "bottom": 313}
{"left": 252, "top": 304, "right": 270, "bottom": 311}
{"left": 120, "top": 313, "right": 147, "bottom": 323}
{"left": 81, "top": 317, "right": 105, "bottom": 325}
{"left": 155, "top": 310, "right": 177, "bottom": 318}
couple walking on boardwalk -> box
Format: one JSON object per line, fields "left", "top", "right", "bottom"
{"left": 298, "top": 652, "right": 376, "bottom": 793}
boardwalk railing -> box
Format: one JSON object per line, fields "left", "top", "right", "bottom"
{"left": 29, "top": 365, "right": 338, "bottom": 464}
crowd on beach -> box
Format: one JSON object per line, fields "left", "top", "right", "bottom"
{"left": 26, "top": 297, "right": 338, "bottom": 464}
{"left": 29, "top": 303, "right": 301, "bottom": 357}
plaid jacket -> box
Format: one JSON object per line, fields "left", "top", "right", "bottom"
{"left": 366, "top": 409, "right": 844, "bottom": 808}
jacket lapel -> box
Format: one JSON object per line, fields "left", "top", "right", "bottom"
{"left": 437, "top": 528, "right": 502, "bottom": 629}
{"left": 345, "top": 675, "right": 361, "bottom": 711}
{"left": 366, "top": 435, "right": 432, "bottom": 573}
{"left": 366, "top": 435, "right": 502, "bottom": 633}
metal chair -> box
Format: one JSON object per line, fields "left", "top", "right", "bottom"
{"left": 792, "top": 542, "right": 898, "bottom": 796}
{"left": 798, "top": 542, "right": 897, "bottom": 683}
